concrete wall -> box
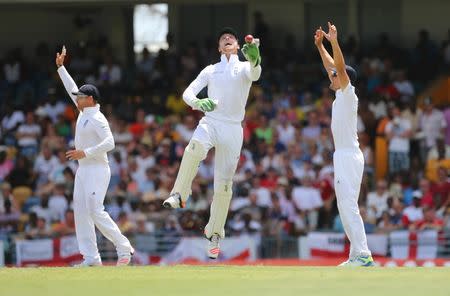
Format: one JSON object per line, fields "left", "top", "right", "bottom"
{"left": 0, "top": 0, "right": 448, "bottom": 61}
{"left": 0, "top": 5, "right": 128, "bottom": 61}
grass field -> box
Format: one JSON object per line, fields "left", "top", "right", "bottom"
{"left": 1, "top": 266, "right": 449, "bottom": 296}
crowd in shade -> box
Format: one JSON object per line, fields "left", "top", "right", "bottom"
{"left": 0, "top": 17, "right": 449, "bottom": 245}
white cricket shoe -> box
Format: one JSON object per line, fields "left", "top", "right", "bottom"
{"left": 339, "top": 255, "right": 375, "bottom": 267}
{"left": 117, "top": 247, "right": 134, "bottom": 266}
{"left": 73, "top": 260, "right": 102, "bottom": 267}
{"left": 163, "top": 193, "right": 184, "bottom": 209}
{"left": 207, "top": 234, "right": 221, "bottom": 259}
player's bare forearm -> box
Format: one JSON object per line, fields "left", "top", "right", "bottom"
{"left": 317, "top": 44, "right": 335, "bottom": 70}
{"left": 329, "top": 39, "right": 345, "bottom": 74}
{"left": 330, "top": 38, "right": 350, "bottom": 89}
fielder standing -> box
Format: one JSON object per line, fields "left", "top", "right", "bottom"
{"left": 163, "top": 27, "right": 262, "bottom": 259}
{"left": 314, "top": 23, "right": 374, "bottom": 266}
{"left": 56, "top": 46, "right": 134, "bottom": 266}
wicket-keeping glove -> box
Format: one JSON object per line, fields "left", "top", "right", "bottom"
{"left": 241, "top": 43, "right": 261, "bottom": 67}
{"left": 192, "top": 98, "right": 217, "bottom": 112}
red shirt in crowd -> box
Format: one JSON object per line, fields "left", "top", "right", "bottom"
{"left": 431, "top": 181, "right": 450, "bottom": 207}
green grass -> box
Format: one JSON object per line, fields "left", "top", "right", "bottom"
{"left": 0, "top": 266, "right": 449, "bottom": 296}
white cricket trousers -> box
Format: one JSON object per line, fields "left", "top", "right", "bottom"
{"left": 73, "top": 164, "right": 132, "bottom": 263}
{"left": 193, "top": 116, "right": 243, "bottom": 238}
{"left": 333, "top": 148, "right": 371, "bottom": 258}
{"left": 193, "top": 116, "right": 243, "bottom": 181}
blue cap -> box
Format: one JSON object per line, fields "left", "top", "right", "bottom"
{"left": 72, "top": 84, "right": 100, "bottom": 101}
{"left": 332, "top": 65, "right": 357, "bottom": 83}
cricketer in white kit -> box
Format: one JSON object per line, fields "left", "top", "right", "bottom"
{"left": 56, "top": 47, "right": 133, "bottom": 267}
{"left": 315, "top": 22, "right": 374, "bottom": 266}
{"left": 163, "top": 27, "right": 262, "bottom": 259}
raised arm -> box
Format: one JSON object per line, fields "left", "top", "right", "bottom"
{"left": 241, "top": 38, "right": 262, "bottom": 81}
{"left": 314, "top": 27, "right": 335, "bottom": 71}
{"left": 323, "top": 22, "right": 349, "bottom": 90}
{"left": 55, "top": 46, "right": 80, "bottom": 109}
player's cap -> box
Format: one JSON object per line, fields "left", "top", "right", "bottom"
{"left": 331, "top": 65, "right": 357, "bottom": 83}
{"left": 217, "top": 27, "right": 238, "bottom": 42}
{"left": 72, "top": 84, "right": 100, "bottom": 101}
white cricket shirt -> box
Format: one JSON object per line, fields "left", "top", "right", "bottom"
{"left": 331, "top": 83, "right": 360, "bottom": 150}
{"left": 183, "top": 54, "right": 261, "bottom": 123}
{"left": 57, "top": 66, "right": 114, "bottom": 166}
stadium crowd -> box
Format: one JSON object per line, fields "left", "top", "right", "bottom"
{"left": 0, "top": 22, "right": 449, "bottom": 249}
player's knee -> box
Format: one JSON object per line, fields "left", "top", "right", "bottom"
{"left": 185, "top": 140, "right": 207, "bottom": 160}
{"left": 214, "top": 179, "right": 233, "bottom": 198}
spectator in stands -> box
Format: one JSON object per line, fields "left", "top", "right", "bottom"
{"left": 135, "top": 144, "right": 156, "bottom": 184}
{"left": 411, "top": 207, "right": 444, "bottom": 232}
{"left": 5, "top": 155, "right": 33, "bottom": 188}
{"left": 444, "top": 105, "right": 450, "bottom": 145}
{"left": 112, "top": 119, "right": 133, "bottom": 147}
{"left": 198, "top": 152, "right": 214, "bottom": 184}
{"left": 176, "top": 114, "right": 196, "bottom": 143}
{"left": 33, "top": 145, "right": 59, "bottom": 188}
{"left": 0, "top": 148, "right": 14, "bottom": 182}
{"left": 185, "top": 181, "right": 209, "bottom": 212}
{"left": 251, "top": 177, "right": 271, "bottom": 208}
{"left": 254, "top": 114, "right": 273, "bottom": 144}
{"left": 402, "top": 192, "right": 424, "bottom": 227}
{"left": 276, "top": 113, "right": 295, "bottom": 147}
{"left": 41, "top": 123, "right": 65, "bottom": 151}
{"left": 98, "top": 54, "right": 122, "bottom": 86}
{"left": 302, "top": 111, "right": 321, "bottom": 142}
{"left": 0, "top": 182, "right": 20, "bottom": 232}
{"left": 426, "top": 138, "right": 450, "bottom": 182}
{"left": 444, "top": 206, "right": 450, "bottom": 230}
{"left": 419, "top": 97, "right": 447, "bottom": 155}
{"left": 16, "top": 111, "right": 41, "bottom": 158}
{"left": 377, "top": 210, "right": 401, "bottom": 233}
{"left": 263, "top": 194, "right": 288, "bottom": 236}
{"left": 42, "top": 88, "right": 66, "bottom": 123}
{"left": 385, "top": 104, "right": 412, "bottom": 174}
{"left": 1, "top": 104, "right": 24, "bottom": 146}
{"left": 53, "top": 209, "right": 76, "bottom": 236}
{"left": 291, "top": 176, "right": 323, "bottom": 230}
{"left": 367, "top": 179, "right": 389, "bottom": 220}
{"left": 30, "top": 195, "right": 52, "bottom": 224}
{"left": 431, "top": 167, "right": 450, "bottom": 214}
{"left": 393, "top": 70, "right": 415, "bottom": 99}
{"left": 48, "top": 182, "right": 68, "bottom": 222}
{"left": 49, "top": 149, "right": 76, "bottom": 184}
{"left": 388, "top": 197, "right": 404, "bottom": 226}
{"left": 359, "top": 206, "right": 375, "bottom": 234}
{"left": 359, "top": 132, "right": 374, "bottom": 173}
{"left": 117, "top": 212, "right": 136, "bottom": 235}
{"left": 418, "top": 178, "right": 435, "bottom": 209}
{"left": 25, "top": 215, "right": 51, "bottom": 239}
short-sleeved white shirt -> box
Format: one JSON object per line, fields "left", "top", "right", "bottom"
{"left": 331, "top": 83, "right": 360, "bottom": 150}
